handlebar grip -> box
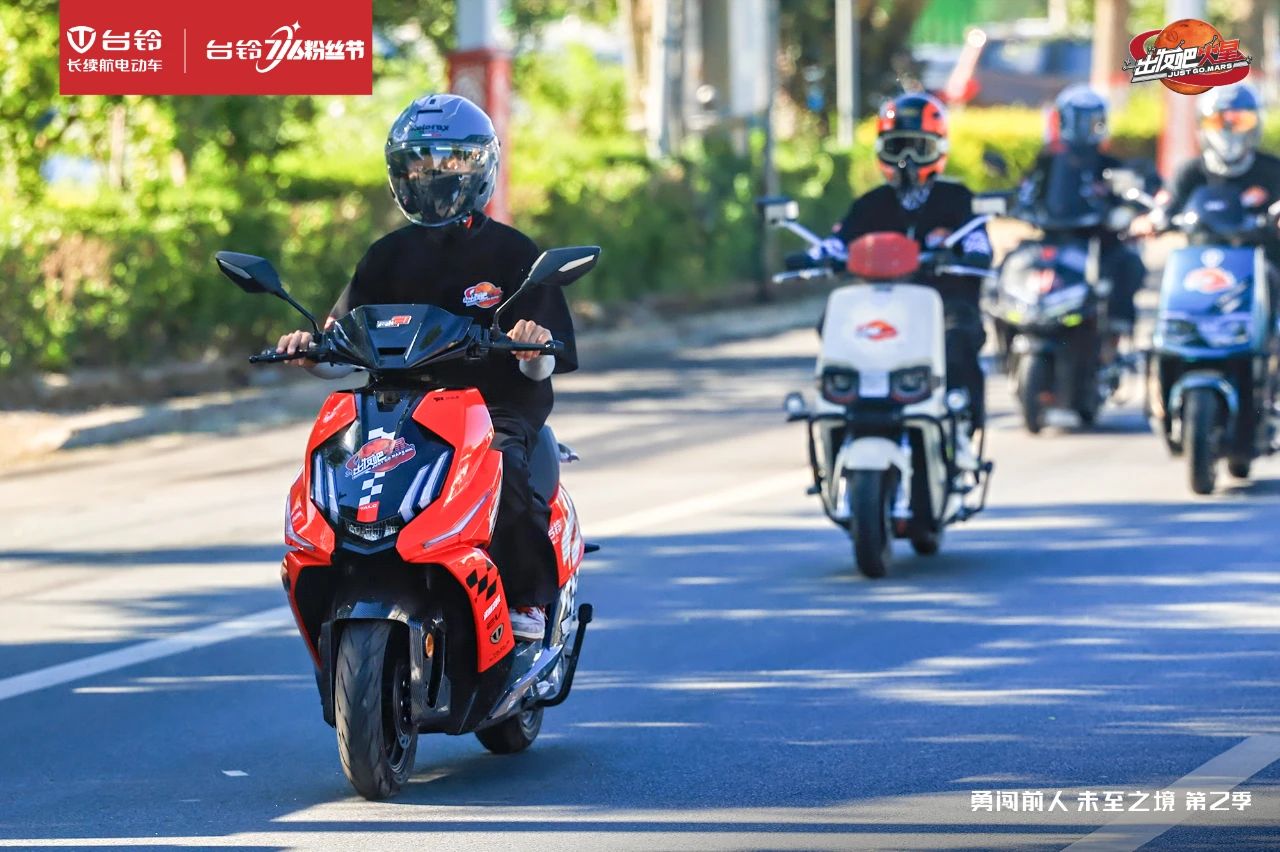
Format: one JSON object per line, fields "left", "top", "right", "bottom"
{"left": 249, "top": 348, "right": 311, "bottom": 364}
{"left": 491, "top": 339, "right": 565, "bottom": 356}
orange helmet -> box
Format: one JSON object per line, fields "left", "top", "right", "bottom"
{"left": 874, "top": 93, "right": 949, "bottom": 189}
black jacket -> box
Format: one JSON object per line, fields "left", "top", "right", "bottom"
{"left": 1160, "top": 152, "right": 1280, "bottom": 264}
{"left": 835, "top": 180, "right": 993, "bottom": 304}
{"left": 331, "top": 214, "right": 578, "bottom": 428}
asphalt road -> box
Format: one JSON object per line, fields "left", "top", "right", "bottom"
{"left": 2, "top": 328, "right": 1279, "bottom": 851}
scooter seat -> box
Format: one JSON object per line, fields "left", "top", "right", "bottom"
{"left": 529, "top": 425, "right": 561, "bottom": 501}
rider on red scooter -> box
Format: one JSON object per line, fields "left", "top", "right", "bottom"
{"left": 275, "top": 93, "right": 576, "bottom": 642}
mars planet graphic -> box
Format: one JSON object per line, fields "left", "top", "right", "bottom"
{"left": 1152, "top": 18, "right": 1221, "bottom": 95}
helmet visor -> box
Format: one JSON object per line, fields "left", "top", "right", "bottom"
{"left": 877, "top": 132, "right": 944, "bottom": 164}
{"left": 1201, "top": 109, "right": 1260, "bottom": 134}
{"left": 387, "top": 143, "right": 492, "bottom": 226}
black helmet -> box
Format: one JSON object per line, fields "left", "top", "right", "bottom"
{"left": 1054, "top": 85, "right": 1108, "bottom": 149}
{"left": 1197, "top": 84, "right": 1262, "bottom": 177}
{"left": 385, "top": 93, "right": 500, "bottom": 228}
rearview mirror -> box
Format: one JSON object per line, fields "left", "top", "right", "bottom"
{"left": 972, "top": 195, "right": 1008, "bottom": 217}
{"left": 214, "top": 250, "right": 319, "bottom": 334}
{"left": 757, "top": 195, "right": 799, "bottom": 226}
{"left": 215, "top": 251, "right": 285, "bottom": 296}
{"left": 981, "top": 148, "right": 1009, "bottom": 179}
{"left": 1104, "top": 168, "right": 1143, "bottom": 198}
{"left": 528, "top": 246, "right": 602, "bottom": 288}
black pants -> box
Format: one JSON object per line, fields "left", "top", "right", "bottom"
{"left": 1101, "top": 239, "right": 1145, "bottom": 326}
{"left": 944, "top": 299, "right": 987, "bottom": 430}
{"left": 487, "top": 408, "right": 559, "bottom": 608}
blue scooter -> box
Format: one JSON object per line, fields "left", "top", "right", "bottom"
{"left": 1145, "top": 185, "right": 1280, "bottom": 494}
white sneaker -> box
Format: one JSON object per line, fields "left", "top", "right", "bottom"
{"left": 510, "top": 607, "right": 547, "bottom": 642}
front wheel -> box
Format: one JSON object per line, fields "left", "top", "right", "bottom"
{"left": 475, "top": 707, "right": 543, "bottom": 754}
{"left": 1019, "top": 353, "right": 1052, "bottom": 434}
{"left": 335, "top": 622, "right": 417, "bottom": 800}
{"left": 1184, "top": 387, "right": 1221, "bottom": 495}
{"left": 851, "top": 470, "right": 895, "bottom": 579}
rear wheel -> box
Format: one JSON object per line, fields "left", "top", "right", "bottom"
{"left": 1184, "top": 387, "right": 1221, "bottom": 495}
{"left": 475, "top": 707, "right": 544, "bottom": 754}
{"left": 851, "top": 470, "right": 895, "bottom": 579}
{"left": 1019, "top": 354, "right": 1051, "bottom": 434}
{"left": 335, "top": 622, "right": 417, "bottom": 800}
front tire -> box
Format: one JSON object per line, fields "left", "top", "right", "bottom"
{"left": 851, "top": 470, "right": 895, "bottom": 579}
{"left": 1019, "top": 354, "right": 1051, "bottom": 434}
{"left": 1184, "top": 387, "right": 1221, "bottom": 495}
{"left": 475, "top": 707, "right": 543, "bottom": 754}
{"left": 335, "top": 622, "right": 417, "bottom": 800}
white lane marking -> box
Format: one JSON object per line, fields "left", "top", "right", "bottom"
{"left": 0, "top": 472, "right": 802, "bottom": 703}
{"left": 0, "top": 607, "right": 291, "bottom": 703}
{"left": 1063, "top": 733, "right": 1280, "bottom": 852}
{"left": 590, "top": 470, "right": 804, "bottom": 538}
{"left": 220, "top": 770, "right": 248, "bottom": 777}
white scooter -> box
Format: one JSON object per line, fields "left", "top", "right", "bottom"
{"left": 763, "top": 197, "right": 996, "bottom": 578}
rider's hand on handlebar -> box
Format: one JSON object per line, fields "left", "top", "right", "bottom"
{"left": 275, "top": 317, "right": 334, "bottom": 365}
{"left": 1128, "top": 214, "right": 1157, "bottom": 239}
{"left": 508, "top": 319, "right": 552, "bottom": 361}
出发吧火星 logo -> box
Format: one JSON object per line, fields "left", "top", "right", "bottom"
{"left": 1122, "top": 18, "right": 1251, "bottom": 95}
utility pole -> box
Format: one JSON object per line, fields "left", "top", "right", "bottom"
{"left": 1091, "top": 0, "right": 1130, "bottom": 109}
{"left": 757, "top": 0, "right": 780, "bottom": 302}
{"left": 835, "top": 0, "right": 857, "bottom": 148}
{"left": 450, "top": 0, "right": 512, "bottom": 222}
{"left": 1158, "top": 0, "right": 1205, "bottom": 179}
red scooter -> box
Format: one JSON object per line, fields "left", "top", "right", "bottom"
{"left": 215, "top": 246, "right": 599, "bottom": 800}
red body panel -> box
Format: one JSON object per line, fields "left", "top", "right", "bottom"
{"left": 281, "top": 387, "right": 581, "bottom": 677}
{"left": 847, "top": 232, "right": 921, "bottom": 281}
{"left": 422, "top": 545, "right": 515, "bottom": 670}
{"left": 547, "top": 485, "right": 585, "bottom": 587}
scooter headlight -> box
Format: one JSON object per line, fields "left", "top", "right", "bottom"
{"left": 820, "top": 368, "right": 859, "bottom": 405}
{"left": 1156, "top": 317, "right": 1201, "bottom": 347}
{"left": 890, "top": 365, "right": 937, "bottom": 403}
{"left": 1198, "top": 315, "right": 1252, "bottom": 348}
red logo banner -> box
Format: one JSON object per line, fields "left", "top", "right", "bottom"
{"left": 59, "top": 0, "right": 372, "bottom": 96}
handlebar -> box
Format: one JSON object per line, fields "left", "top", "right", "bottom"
{"left": 249, "top": 348, "right": 315, "bottom": 364}
{"left": 248, "top": 333, "right": 565, "bottom": 366}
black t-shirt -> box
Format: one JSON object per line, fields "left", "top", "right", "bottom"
{"left": 331, "top": 214, "right": 578, "bottom": 428}
{"left": 1162, "top": 152, "right": 1280, "bottom": 262}
{"left": 834, "top": 179, "right": 993, "bottom": 304}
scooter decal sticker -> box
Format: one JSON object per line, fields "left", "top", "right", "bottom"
{"left": 1184, "top": 266, "right": 1236, "bottom": 295}
{"left": 489, "top": 624, "right": 505, "bottom": 644}
{"left": 375, "top": 314, "right": 412, "bottom": 329}
{"left": 356, "top": 501, "right": 379, "bottom": 522}
{"left": 1241, "top": 186, "right": 1269, "bottom": 208}
{"left": 856, "top": 320, "right": 899, "bottom": 342}
{"left": 462, "top": 282, "right": 503, "bottom": 309}
{"left": 345, "top": 436, "right": 417, "bottom": 478}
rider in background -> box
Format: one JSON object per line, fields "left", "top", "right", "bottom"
{"left": 1132, "top": 84, "right": 1280, "bottom": 266}
{"left": 828, "top": 92, "right": 992, "bottom": 458}
{"left": 1019, "top": 85, "right": 1146, "bottom": 344}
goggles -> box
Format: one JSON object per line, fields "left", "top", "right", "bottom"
{"left": 1200, "top": 109, "right": 1260, "bottom": 134}
{"left": 876, "top": 132, "right": 946, "bottom": 164}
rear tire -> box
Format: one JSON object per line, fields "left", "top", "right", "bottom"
{"left": 1019, "top": 354, "right": 1051, "bottom": 434}
{"left": 475, "top": 707, "right": 543, "bottom": 754}
{"left": 1185, "top": 388, "right": 1220, "bottom": 495}
{"left": 851, "top": 470, "right": 894, "bottom": 579}
{"left": 335, "top": 622, "right": 417, "bottom": 800}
